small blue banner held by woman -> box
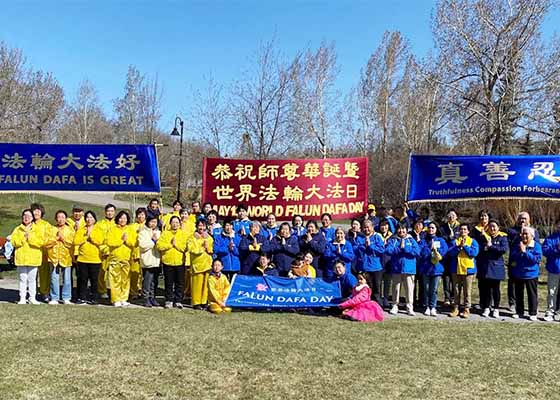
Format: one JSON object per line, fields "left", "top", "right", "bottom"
{"left": 225, "top": 275, "right": 342, "bottom": 308}
{"left": 0, "top": 143, "right": 160, "bottom": 193}
{"left": 408, "top": 154, "right": 560, "bottom": 202}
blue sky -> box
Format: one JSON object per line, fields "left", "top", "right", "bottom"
{"left": 1, "top": 1, "right": 558, "bottom": 132}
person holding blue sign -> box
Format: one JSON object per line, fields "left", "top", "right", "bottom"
{"left": 251, "top": 252, "right": 279, "bottom": 276}
{"left": 418, "top": 222, "right": 448, "bottom": 317}
{"left": 509, "top": 226, "right": 542, "bottom": 321}
{"left": 265, "top": 223, "right": 300, "bottom": 277}
{"left": 214, "top": 220, "right": 241, "bottom": 281}
{"left": 476, "top": 220, "right": 508, "bottom": 318}
{"left": 334, "top": 260, "right": 357, "bottom": 299}
{"left": 447, "top": 224, "right": 479, "bottom": 319}
{"left": 386, "top": 224, "right": 420, "bottom": 316}
{"left": 355, "top": 220, "right": 385, "bottom": 303}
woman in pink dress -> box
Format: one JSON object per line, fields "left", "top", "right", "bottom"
{"left": 339, "top": 274, "right": 384, "bottom": 322}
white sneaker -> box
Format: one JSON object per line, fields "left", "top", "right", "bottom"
{"left": 63, "top": 300, "right": 72, "bottom": 305}
{"left": 17, "top": 299, "right": 27, "bottom": 305}
{"left": 528, "top": 315, "right": 538, "bottom": 322}
{"left": 48, "top": 300, "right": 59, "bottom": 305}
{"left": 121, "top": 301, "right": 130, "bottom": 307}
{"left": 113, "top": 301, "right": 122, "bottom": 307}
{"left": 511, "top": 313, "right": 519, "bottom": 319}
{"left": 407, "top": 305, "right": 416, "bottom": 316}
{"left": 389, "top": 305, "right": 398, "bottom": 315}
{"left": 423, "top": 307, "right": 430, "bottom": 316}
{"left": 492, "top": 309, "right": 500, "bottom": 318}
{"left": 29, "top": 299, "right": 41, "bottom": 305}
{"left": 482, "top": 308, "right": 490, "bottom": 317}
{"left": 430, "top": 308, "right": 437, "bottom": 317}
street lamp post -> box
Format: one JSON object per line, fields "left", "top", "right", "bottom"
{"left": 171, "top": 116, "right": 184, "bottom": 202}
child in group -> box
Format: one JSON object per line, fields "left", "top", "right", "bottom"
{"left": 338, "top": 273, "right": 384, "bottom": 322}
{"left": 302, "top": 252, "right": 317, "bottom": 278}
{"left": 208, "top": 259, "right": 232, "bottom": 314}
{"left": 288, "top": 256, "right": 309, "bottom": 278}
{"left": 251, "top": 252, "right": 279, "bottom": 276}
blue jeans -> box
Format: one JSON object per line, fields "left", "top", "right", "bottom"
{"left": 50, "top": 265, "right": 72, "bottom": 301}
{"left": 422, "top": 275, "right": 440, "bottom": 309}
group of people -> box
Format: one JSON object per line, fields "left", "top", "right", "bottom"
{"left": 8, "top": 199, "right": 560, "bottom": 322}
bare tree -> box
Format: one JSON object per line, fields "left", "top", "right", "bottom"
{"left": 291, "top": 42, "right": 339, "bottom": 158}
{"left": 433, "top": 0, "right": 559, "bottom": 154}
{"left": 230, "top": 39, "right": 297, "bottom": 159}
{"left": 0, "top": 42, "right": 64, "bottom": 143}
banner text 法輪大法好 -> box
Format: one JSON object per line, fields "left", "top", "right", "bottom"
{"left": 202, "top": 157, "right": 368, "bottom": 220}
{"left": 0, "top": 143, "right": 160, "bottom": 193}
{"left": 408, "top": 155, "right": 560, "bottom": 202}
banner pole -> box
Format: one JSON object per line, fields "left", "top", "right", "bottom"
{"left": 404, "top": 152, "right": 412, "bottom": 201}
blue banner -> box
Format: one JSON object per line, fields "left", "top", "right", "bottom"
{"left": 0, "top": 143, "right": 160, "bottom": 193}
{"left": 225, "top": 275, "right": 342, "bottom": 308}
{"left": 408, "top": 154, "right": 560, "bottom": 202}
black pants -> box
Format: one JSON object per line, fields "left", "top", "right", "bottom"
{"left": 224, "top": 271, "right": 236, "bottom": 282}
{"left": 77, "top": 262, "right": 100, "bottom": 302}
{"left": 507, "top": 268, "right": 516, "bottom": 307}
{"left": 513, "top": 277, "right": 538, "bottom": 316}
{"left": 363, "top": 270, "right": 383, "bottom": 304}
{"left": 479, "top": 278, "right": 501, "bottom": 309}
{"left": 442, "top": 265, "right": 454, "bottom": 303}
{"left": 163, "top": 265, "right": 185, "bottom": 303}
{"left": 142, "top": 268, "right": 159, "bottom": 300}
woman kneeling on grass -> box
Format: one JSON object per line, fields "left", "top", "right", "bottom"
{"left": 207, "top": 259, "right": 232, "bottom": 314}
{"left": 12, "top": 209, "right": 45, "bottom": 305}
{"left": 338, "top": 273, "right": 384, "bottom": 322}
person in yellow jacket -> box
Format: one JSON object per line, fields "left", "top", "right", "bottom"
{"left": 188, "top": 219, "right": 214, "bottom": 310}
{"left": 74, "top": 211, "right": 105, "bottom": 304}
{"left": 30, "top": 203, "right": 52, "bottom": 301}
{"left": 129, "top": 207, "right": 147, "bottom": 299}
{"left": 45, "top": 210, "right": 75, "bottom": 305}
{"left": 106, "top": 210, "right": 137, "bottom": 307}
{"left": 67, "top": 204, "right": 85, "bottom": 301}
{"left": 11, "top": 209, "right": 45, "bottom": 304}
{"left": 161, "top": 200, "right": 183, "bottom": 230}
{"left": 157, "top": 216, "right": 188, "bottom": 309}
{"left": 207, "top": 259, "right": 232, "bottom": 314}
{"left": 180, "top": 208, "right": 195, "bottom": 300}
{"left": 97, "top": 204, "right": 116, "bottom": 299}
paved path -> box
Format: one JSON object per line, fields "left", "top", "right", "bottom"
{"left": 38, "top": 191, "right": 171, "bottom": 212}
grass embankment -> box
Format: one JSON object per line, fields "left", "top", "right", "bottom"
{"left": 0, "top": 305, "right": 558, "bottom": 400}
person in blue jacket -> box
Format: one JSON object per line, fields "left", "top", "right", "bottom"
{"left": 509, "top": 226, "right": 542, "bottom": 321}
{"left": 233, "top": 204, "right": 251, "bottom": 236}
{"left": 476, "top": 219, "right": 508, "bottom": 319}
{"left": 355, "top": 220, "right": 386, "bottom": 303}
{"left": 251, "top": 252, "right": 279, "bottom": 277}
{"left": 543, "top": 218, "right": 560, "bottom": 321}
{"left": 265, "top": 222, "right": 300, "bottom": 277}
{"left": 298, "top": 220, "right": 326, "bottom": 275}
{"left": 334, "top": 260, "right": 357, "bottom": 299}
{"left": 238, "top": 222, "right": 268, "bottom": 275}
{"left": 346, "top": 218, "right": 364, "bottom": 275}
{"left": 213, "top": 220, "right": 241, "bottom": 281}
{"left": 446, "top": 223, "right": 479, "bottom": 319}
{"left": 261, "top": 213, "right": 279, "bottom": 240}
{"left": 320, "top": 213, "right": 336, "bottom": 242}
{"left": 323, "top": 228, "right": 354, "bottom": 282}
{"left": 386, "top": 223, "right": 420, "bottom": 316}
{"left": 291, "top": 215, "right": 307, "bottom": 238}
{"left": 419, "top": 222, "right": 448, "bottom": 317}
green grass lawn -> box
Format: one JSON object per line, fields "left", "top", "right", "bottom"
{"left": 0, "top": 193, "right": 105, "bottom": 237}
{"left": 0, "top": 304, "right": 559, "bottom": 400}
